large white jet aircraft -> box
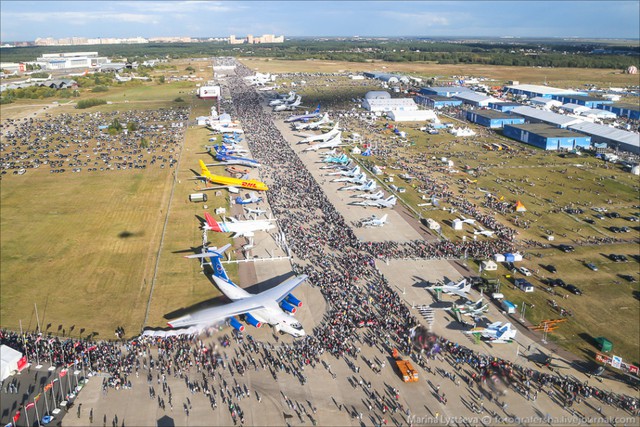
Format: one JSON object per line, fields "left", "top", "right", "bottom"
{"left": 273, "top": 95, "right": 302, "bottom": 112}
{"left": 351, "top": 195, "right": 397, "bottom": 208}
{"left": 167, "top": 244, "right": 308, "bottom": 337}
{"left": 294, "top": 113, "right": 332, "bottom": 131}
{"left": 245, "top": 72, "right": 273, "bottom": 86}
{"left": 340, "top": 179, "right": 377, "bottom": 192}
{"left": 203, "top": 212, "right": 275, "bottom": 238}
{"left": 285, "top": 105, "right": 322, "bottom": 123}
{"left": 269, "top": 91, "right": 296, "bottom": 106}
{"left": 353, "top": 190, "right": 385, "bottom": 200}
{"left": 332, "top": 172, "right": 367, "bottom": 184}
{"left": 303, "top": 134, "right": 344, "bottom": 152}
{"left": 326, "top": 165, "right": 360, "bottom": 177}
{"left": 425, "top": 278, "right": 471, "bottom": 299}
{"left": 466, "top": 322, "right": 517, "bottom": 343}
{"left": 299, "top": 122, "right": 341, "bottom": 144}
{"left": 114, "top": 73, "right": 132, "bottom": 82}
{"left": 361, "top": 214, "right": 388, "bottom": 228}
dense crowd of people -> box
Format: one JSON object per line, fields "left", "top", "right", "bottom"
{"left": 1, "top": 108, "right": 188, "bottom": 175}
{"left": 1, "top": 58, "right": 638, "bottom": 426}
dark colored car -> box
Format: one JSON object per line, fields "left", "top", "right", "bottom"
{"left": 609, "top": 254, "right": 629, "bottom": 262}
{"left": 610, "top": 226, "right": 622, "bottom": 233}
{"left": 566, "top": 284, "right": 582, "bottom": 295}
{"left": 546, "top": 265, "right": 557, "bottom": 274}
{"left": 594, "top": 214, "right": 605, "bottom": 220}
{"left": 606, "top": 212, "right": 620, "bottom": 218}
{"left": 583, "top": 218, "right": 595, "bottom": 224}
{"left": 558, "top": 244, "right": 575, "bottom": 253}
{"left": 548, "top": 278, "right": 566, "bottom": 288}
{"left": 619, "top": 274, "right": 637, "bottom": 283}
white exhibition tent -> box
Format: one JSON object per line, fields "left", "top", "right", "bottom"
{"left": 387, "top": 110, "right": 438, "bottom": 122}
{"left": 1, "top": 344, "right": 23, "bottom": 381}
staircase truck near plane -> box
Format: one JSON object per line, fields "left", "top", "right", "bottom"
{"left": 392, "top": 348, "right": 418, "bottom": 383}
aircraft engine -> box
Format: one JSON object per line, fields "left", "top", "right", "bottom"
{"left": 280, "top": 301, "right": 297, "bottom": 314}
{"left": 228, "top": 317, "right": 245, "bottom": 332}
{"left": 244, "top": 313, "right": 262, "bottom": 328}
{"left": 285, "top": 294, "right": 303, "bottom": 308}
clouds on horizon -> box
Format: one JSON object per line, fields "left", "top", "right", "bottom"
{"left": 1, "top": 1, "right": 638, "bottom": 41}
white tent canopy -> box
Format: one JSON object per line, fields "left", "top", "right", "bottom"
{"left": 387, "top": 110, "right": 438, "bottom": 122}
{"left": 1, "top": 345, "right": 23, "bottom": 381}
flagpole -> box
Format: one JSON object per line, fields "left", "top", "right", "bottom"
{"left": 24, "top": 407, "right": 30, "bottom": 427}
{"left": 34, "top": 303, "right": 43, "bottom": 368}
{"left": 43, "top": 388, "right": 51, "bottom": 416}
{"left": 19, "top": 320, "right": 28, "bottom": 363}
{"left": 34, "top": 399, "right": 42, "bottom": 427}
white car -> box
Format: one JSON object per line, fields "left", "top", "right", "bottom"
{"left": 518, "top": 267, "right": 532, "bottom": 277}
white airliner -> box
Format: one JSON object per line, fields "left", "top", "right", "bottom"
{"left": 327, "top": 165, "right": 360, "bottom": 177}
{"left": 245, "top": 72, "right": 273, "bottom": 86}
{"left": 303, "top": 134, "right": 344, "bottom": 152}
{"left": 294, "top": 113, "right": 331, "bottom": 131}
{"left": 285, "top": 105, "right": 322, "bottom": 123}
{"left": 244, "top": 207, "right": 267, "bottom": 217}
{"left": 340, "top": 179, "right": 377, "bottom": 192}
{"left": 466, "top": 322, "right": 517, "bottom": 343}
{"left": 166, "top": 244, "right": 307, "bottom": 337}
{"left": 332, "top": 172, "right": 367, "bottom": 184}
{"left": 203, "top": 212, "right": 275, "bottom": 238}
{"left": 361, "top": 214, "right": 388, "bottom": 227}
{"left": 353, "top": 190, "right": 385, "bottom": 200}
{"left": 425, "top": 278, "right": 471, "bottom": 299}
{"left": 299, "top": 122, "right": 341, "bottom": 144}
{"left": 114, "top": 73, "right": 132, "bottom": 82}
{"left": 269, "top": 91, "right": 295, "bottom": 106}
{"left": 351, "top": 195, "right": 397, "bottom": 208}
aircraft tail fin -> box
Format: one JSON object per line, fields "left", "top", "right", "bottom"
{"left": 313, "top": 104, "right": 321, "bottom": 114}
{"left": 199, "top": 159, "right": 210, "bottom": 176}
{"left": 204, "top": 212, "right": 222, "bottom": 232}
{"left": 380, "top": 214, "right": 388, "bottom": 223}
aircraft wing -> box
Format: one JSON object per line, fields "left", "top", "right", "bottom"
{"left": 168, "top": 297, "right": 268, "bottom": 329}
{"left": 447, "top": 288, "right": 470, "bottom": 299}
{"left": 262, "top": 274, "right": 309, "bottom": 303}
{"left": 200, "top": 185, "right": 240, "bottom": 194}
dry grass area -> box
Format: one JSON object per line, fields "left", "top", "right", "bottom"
{"left": 0, "top": 168, "right": 171, "bottom": 338}
{"left": 241, "top": 58, "right": 639, "bottom": 88}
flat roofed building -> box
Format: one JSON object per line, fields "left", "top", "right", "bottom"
{"left": 453, "top": 91, "right": 499, "bottom": 107}
{"left": 568, "top": 122, "right": 639, "bottom": 154}
{"left": 362, "top": 98, "right": 418, "bottom": 112}
{"left": 504, "top": 84, "right": 586, "bottom": 99}
{"left": 415, "top": 94, "right": 463, "bottom": 109}
{"left": 510, "top": 106, "right": 584, "bottom": 128}
{"left": 419, "top": 86, "right": 473, "bottom": 98}
{"left": 466, "top": 109, "right": 525, "bottom": 128}
{"left": 551, "top": 94, "right": 614, "bottom": 108}
{"left": 597, "top": 102, "right": 640, "bottom": 120}
{"left": 488, "top": 101, "right": 521, "bottom": 112}
{"left": 388, "top": 110, "right": 438, "bottom": 122}
{"left": 503, "top": 123, "right": 591, "bottom": 150}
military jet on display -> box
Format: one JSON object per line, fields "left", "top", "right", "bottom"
{"left": 456, "top": 298, "right": 489, "bottom": 317}
{"left": 234, "top": 192, "right": 263, "bottom": 205}
{"left": 353, "top": 190, "right": 385, "bottom": 200}
{"left": 202, "top": 212, "right": 275, "bottom": 238}
{"left": 299, "top": 122, "right": 341, "bottom": 144}
{"left": 285, "top": 105, "right": 322, "bottom": 123}
{"left": 361, "top": 214, "right": 388, "bottom": 228}
{"left": 351, "top": 195, "right": 397, "bottom": 208}
{"left": 425, "top": 278, "right": 471, "bottom": 299}
{"left": 303, "top": 134, "right": 345, "bottom": 152}
{"left": 269, "top": 91, "right": 296, "bottom": 106}
{"left": 466, "top": 322, "right": 517, "bottom": 343}
{"left": 332, "top": 172, "right": 367, "bottom": 184}
{"left": 327, "top": 165, "right": 360, "bottom": 178}
{"left": 273, "top": 95, "right": 302, "bottom": 112}
{"left": 294, "top": 113, "right": 332, "bottom": 131}
{"left": 321, "top": 153, "right": 350, "bottom": 165}
{"left": 340, "top": 179, "right": 377, "bottom": 192}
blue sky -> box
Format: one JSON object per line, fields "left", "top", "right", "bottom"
{"left": 1, "top": 1, "right": 638, "bottom": 41}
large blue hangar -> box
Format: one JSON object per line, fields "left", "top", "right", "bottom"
{"left": 503, "top": 123, "right": 591, "bottom": 150}
{"left": 597, "top": 102, "right": 640, "bottom": 120}
{"left": 466, "top": 110, "right": 525, "bottom": 128}
{"left": 415, "top": 94, "right": 463, "bottom": 109}
{"left": 550, "top": 94, "right": 613, "bottom": 108}
{"left": 503, "top": 84, "right": 586, "bottom": 99}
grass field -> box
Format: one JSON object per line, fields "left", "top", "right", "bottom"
{"left": 241, "top": 58, "right": 640, "bottom": 89}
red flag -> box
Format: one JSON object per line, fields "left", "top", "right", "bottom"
{"left": 74, "top": 342, "right": 80, "bottom": 348}
{"left": 25, "top": 402, "right": 35, "bottom": 410}
{"left": 87, "top": 345, "right": 97, "bottom": 352}
{"left": 12, "top": 410, "right": 20, "bottom": 423}
{"left": 59, "top": 369, "right": 67, "bottom": 378}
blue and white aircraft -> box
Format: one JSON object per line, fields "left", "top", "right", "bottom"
{"left": 168, "top": 244, "right": 308, "bottom": 337}
{"left": 285, "top": 104, "right": 322, "bottom": 123}
{"left": 321, "top": 153, "right": 350, "bottom": 165}
{"left": 235, "top": 192, "right": 263, "bottom": 205}
{"left": 207, "top": 152, "right": 261, "bottom": 168}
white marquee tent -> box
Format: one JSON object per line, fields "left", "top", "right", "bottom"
{"left": 1, "top": 345, "right": 23, "bottom": 381}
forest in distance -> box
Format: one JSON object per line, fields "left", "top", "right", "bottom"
{"left": 1, "top": 38, "right": 638, "bottom": 70}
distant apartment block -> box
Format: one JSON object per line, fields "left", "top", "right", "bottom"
{"left": 228, "top": 34, "right": 284, "bottom": 44}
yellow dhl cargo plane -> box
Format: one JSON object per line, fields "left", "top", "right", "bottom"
{"left": 197, "top": 160, "right": 268, "bottom": 193}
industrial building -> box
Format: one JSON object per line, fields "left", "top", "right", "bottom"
{"left": 510, "top": 106, "right": 584, "bottom": 128}
{"left": 503, "top": 84, "right": 585, "bottom": 99}
{"left": 453, "top": 91, "right": 499, "bottom": 107}
{"left": 488, "top": 101, "right": 521, "bottom": 112}
{"left": 419, "top": 86, "right": 473, "bottom": 98}
{"left": 597, "top": 103, "right": 640, "bottom": 120}
{"left": 551, "top": 94, "right": 613, "bottom": 108}
{"left": 466, "top": 110, "right": 525, "bottom": 128}
{"left": 503, "top": 123, "right": 591, "bottom": 150}
{"left": 414, "top": 95, "right": 462, "bottom": 109}
{"left": 197, "top": 85, "right": 220, "bottom": 99}
{"left": 35, "top": 52, "right": 109, "bottom": 70}
{"left": 568, "top": 122, "right": 640, "bottom": 154}
{"left": 529, "top": 97, "right": 562, "bottom": 109}
{"left": 388, "top": 110, "right": 439, "bottom": 122}
{"left": 362, "top": 98, "right": 419, "bottom": 112}
{"left": 363, "top": 73, "right": 410, "bottom": 85}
